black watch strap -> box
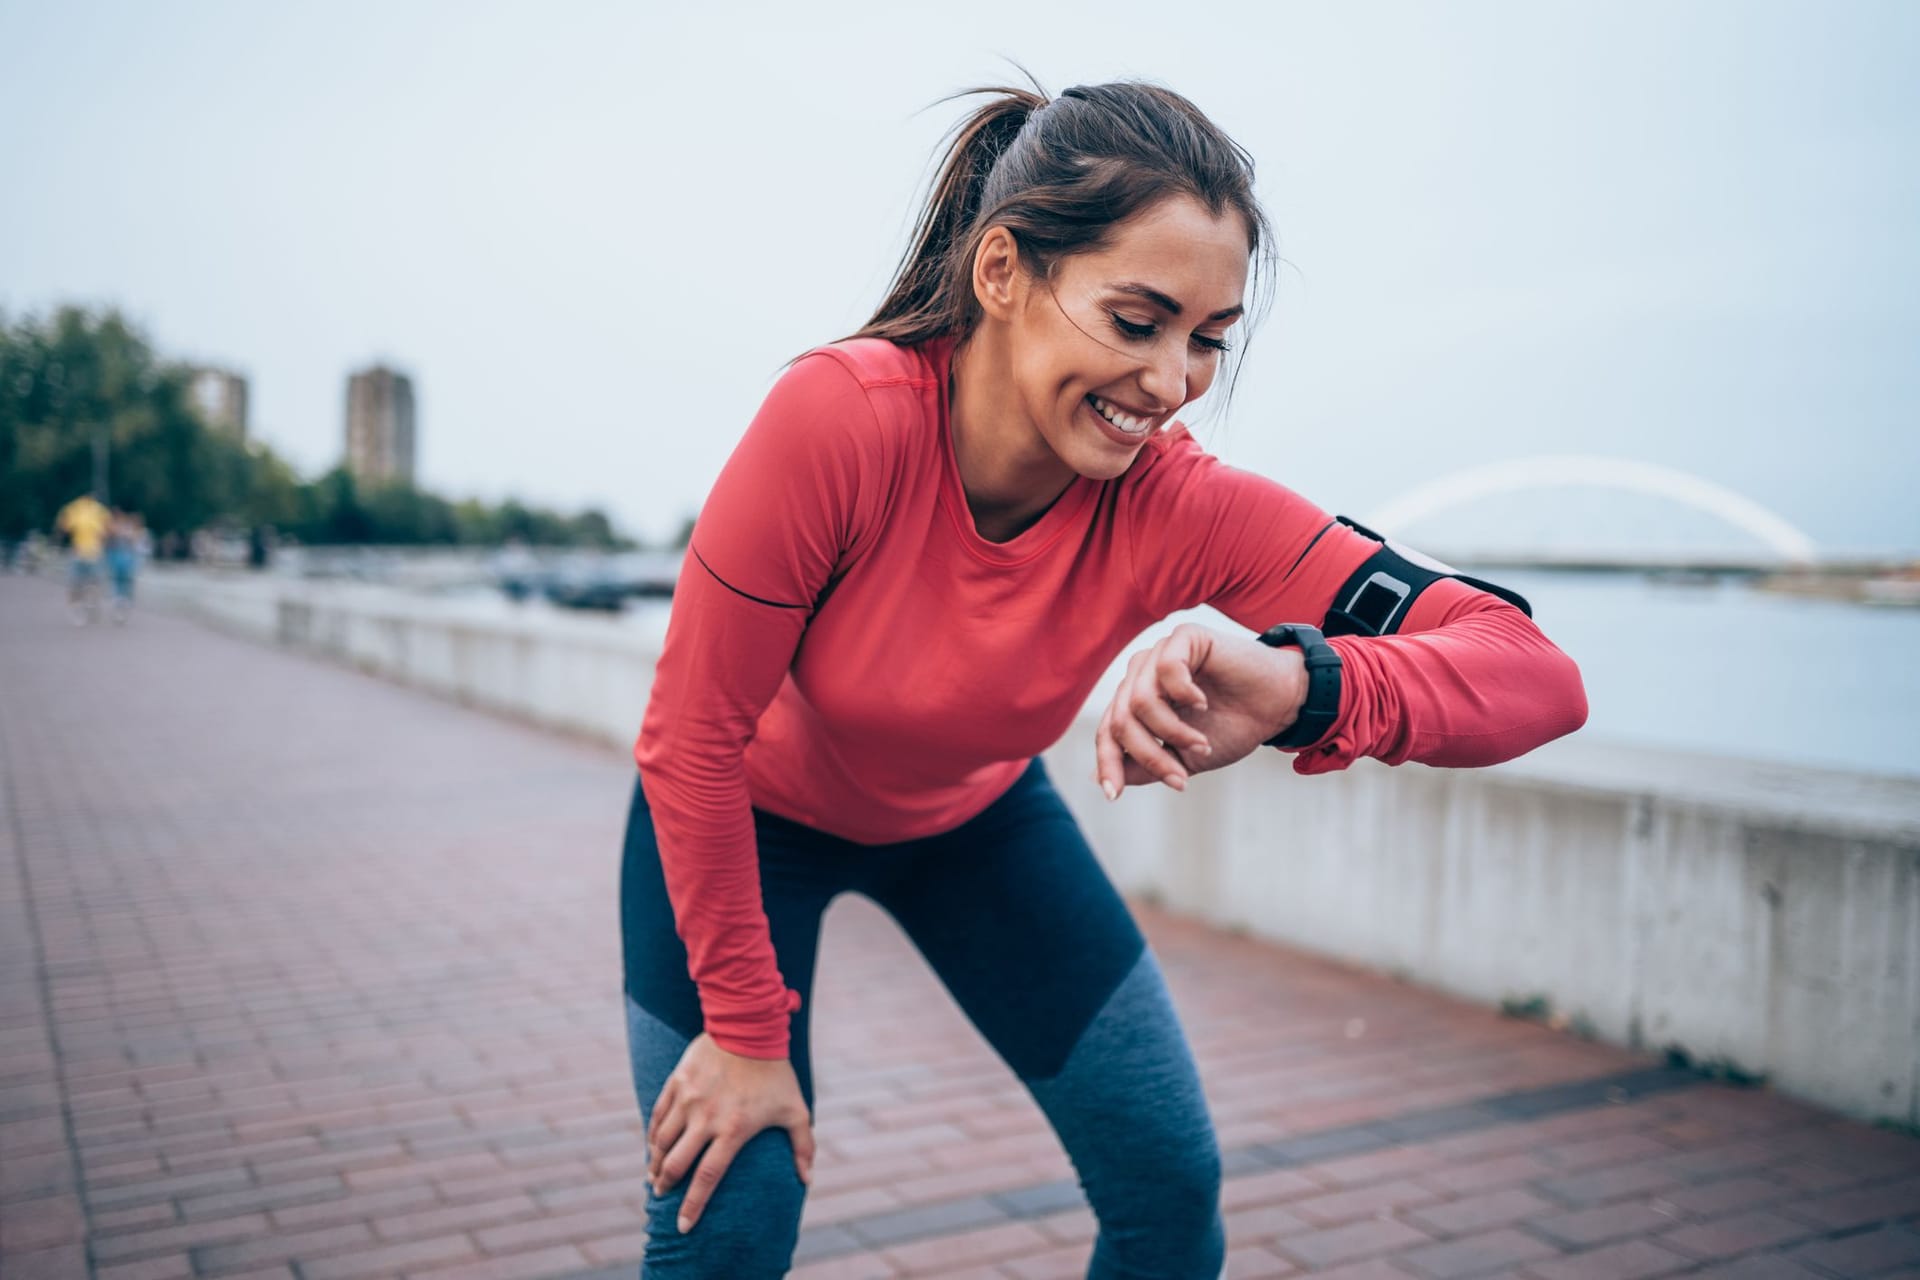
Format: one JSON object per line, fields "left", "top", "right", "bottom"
{"left": 1256, "top": 623, "right": 1343, "bottom": 749}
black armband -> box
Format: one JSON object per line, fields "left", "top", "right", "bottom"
{"left": 1322, "top": 516, "right": 1532, "bottom": 638}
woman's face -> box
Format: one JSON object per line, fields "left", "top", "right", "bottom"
{"left": 987, "top": 194, "right": 1251, "bottom": 481}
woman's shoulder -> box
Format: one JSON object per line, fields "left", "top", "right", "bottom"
{"left": 795, "top": 335, "right": 949, "bottom": 393}
{"left": 770, "top": 337, "right": 949, "bottom": 467}
{"left": 747, "top": 338, "right": 946, "bottom": 484}
{"left": 1122, "top": 421, "right": 1312, "bottom": 513}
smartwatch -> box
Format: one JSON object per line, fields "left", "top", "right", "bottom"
{"left": 1256, "top": 623, "right": 1343, "bottom": 749}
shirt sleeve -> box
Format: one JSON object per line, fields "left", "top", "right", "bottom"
{"left": 1126, "top": 433, "right": 1588, "bottom": 773}
{"left": 634, "top": 351, "right": 881, "bottom": 1058}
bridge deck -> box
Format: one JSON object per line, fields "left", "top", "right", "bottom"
{"left": 2, "top": 575, "right": 1916, "bottom": 1280}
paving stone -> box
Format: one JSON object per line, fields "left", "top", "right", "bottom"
{"left": 1685, "top": 1257, "right": 1828, "bottom": 1279}
{"left": 1291, "top": 1178, "right": 1444, "bottom": 1227}
{"left": 1273, "top": 1217, "right": 1434, "bottom": 1269}
{"left": 1653, "top": 1174, "right": 1792, "bottom": 1217}
{"left": 881, "top": 1220, "right": 1051, "bottom": 1272}
{"left": 1393, "top": 1226, "right": 1559, "bottom": 1277}
{"left": 0, "top": 1244, "right": 90, "bottom": 1280}
{"left": 1790, "top": 1224, "right": 1920, "bottom": 1276}
{"left": 1525, "top": 1239, "right": 1691, "bottom": 1280}
{"left": 1402, "top": 1187, "right": 1554, "bottom": 1236}
{"left": 1535, "top": 1159, "right": 1682, "bottom": 1207}
{"left": 1658, "top": 1209, "right": 1823, "bottom": 1260}
{"left": 1783, "top": 1177, "right": 1920, "bottom": 1231}
{"left": 1527, "top": 1200, "right": 1683, "bottom": 1248}
{"left": 848, "top": 1197, "right": 1007, "bottom": 1247}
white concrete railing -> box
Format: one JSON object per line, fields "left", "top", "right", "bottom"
{"left": 146, "top": 569, "right": 1920, "bottom": 1127}
{"left": 143, "top": 568, "right": 662, "bottom": 748}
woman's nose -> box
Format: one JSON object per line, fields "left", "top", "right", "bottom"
{"left": 1138, "top": 346, "right": 1187, "bottom": 411}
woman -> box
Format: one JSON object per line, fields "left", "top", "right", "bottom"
{"left": 622, "top": 79, "right": 1587, "bottom": 1277}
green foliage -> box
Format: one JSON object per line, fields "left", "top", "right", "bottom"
{"left": 0, "top": 306, "right": 629, "bottom": 548}
{"left": 1664, "top": 1045, "right": 1766, "bottom": 1088}
{"left": 0, "top": 307, "right": 231, "bottom": 538}
{"left": 1499, "top": 993, "right": 1553, "bottom": 1022}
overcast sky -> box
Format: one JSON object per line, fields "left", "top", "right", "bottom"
{"left": 3, "top": 0, "right": 1915, "bottom": 554}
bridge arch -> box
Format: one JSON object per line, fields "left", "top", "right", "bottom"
{"left": 1369, "top": 456, "right": 1818, "bottom": 564}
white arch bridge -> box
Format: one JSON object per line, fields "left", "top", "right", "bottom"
{"left": 1368, "top": 455, "right": 1821, "bottom": 570}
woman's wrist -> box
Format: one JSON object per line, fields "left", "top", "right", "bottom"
{"left": 1257, "top": 642, "right": 1311, "bottom": 744}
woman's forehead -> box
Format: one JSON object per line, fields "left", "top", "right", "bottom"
{"left": 1075, "top": 200, "right": 1250, "bottom": 312}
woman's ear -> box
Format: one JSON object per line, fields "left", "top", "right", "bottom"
{"left": 971, "top": 226, "right": 1023, "bottom": 322}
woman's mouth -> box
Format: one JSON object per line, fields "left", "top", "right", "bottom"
{"left": 1084, "top": 393, "right": 1155, "bottom": 443}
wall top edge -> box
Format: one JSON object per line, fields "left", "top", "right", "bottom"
{"left": 1482, "top": 737, "right": 1920, "bottom": 842}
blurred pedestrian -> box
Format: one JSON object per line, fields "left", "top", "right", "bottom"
{"left": 106, "top": 507, "right": 143, "bottom": 623}
{"left": 53, "top": 491, "right": 111, "bottom": 625}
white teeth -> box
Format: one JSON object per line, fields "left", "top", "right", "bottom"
{"left": 1089, "top": 395, "right": 1151, "bottom": 434}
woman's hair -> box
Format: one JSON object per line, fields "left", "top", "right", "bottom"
{"left": 851, "top": 73, "right": 1276, "bottom": 401}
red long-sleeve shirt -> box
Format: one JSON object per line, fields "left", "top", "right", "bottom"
{"left": 635, "top": 335, "right": 1588, "bottom": 1058}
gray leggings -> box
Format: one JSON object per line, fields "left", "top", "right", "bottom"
{"left": 620, "top": 759, "right": 1226, "bottom": 1277}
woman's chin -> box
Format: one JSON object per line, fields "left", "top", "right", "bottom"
{"left": 1036, "top": 403, "right": 1151, "bottom": 482}
{"left": 1066, "top": 445, "right": 1143, "bottom": 483}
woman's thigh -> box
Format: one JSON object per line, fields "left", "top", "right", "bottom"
{"left": 618, "top": 774, "right": 854, "bottom": 1277}
{"left": 867, "top": 759, "right": 1225, "bottom": 1277}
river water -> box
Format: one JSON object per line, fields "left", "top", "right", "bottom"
{"left": 1493, "top": 571, "right": 1918, "bottom": 779}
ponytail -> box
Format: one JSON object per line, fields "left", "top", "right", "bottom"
{"left": 855, "top": 84, "right": 1047, "bottom": 348}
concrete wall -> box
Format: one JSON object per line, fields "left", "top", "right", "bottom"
{"left": 148, "top": 570, "right": 1920, "bottom": 1126}
{"left": 1050, "top": 733, "right": 1920, "bottom": 1127}
{"left": 143, "top": 571, "right": 658, "bottom": 749}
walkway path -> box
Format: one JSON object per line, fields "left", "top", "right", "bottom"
{"left": 2, "top": 575, "right": 1916, "bottom": 1279}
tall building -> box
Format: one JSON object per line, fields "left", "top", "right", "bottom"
{"left": 344, "top": 365, "right": 416, "bottom": 486}
{"left": 188, "top": 367, "right": 249, "bottom": 439}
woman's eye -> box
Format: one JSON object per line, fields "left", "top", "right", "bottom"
{"left": 1108, "top": 311, "right": 1231, "bottom": 355}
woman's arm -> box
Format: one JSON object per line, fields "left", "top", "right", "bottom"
{"left": 636, "top": 352, "right": 881, "bottom": 1059}
{"left": 1294, "top": 575, "right": 1589, "bottom": 773}
{"left": 1113, "top": 436, "right": 1586, "bottom": 782}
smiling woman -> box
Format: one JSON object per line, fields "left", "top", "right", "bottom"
{"left": 620, "top": 75, "right": 1589, "bottom": 1279}
{"left": 946, "top": 194, "right": 1253, "bottom": 528}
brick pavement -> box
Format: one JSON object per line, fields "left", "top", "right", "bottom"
{"left": 1, "top": 572, "right": 1916, "bottom": 1280}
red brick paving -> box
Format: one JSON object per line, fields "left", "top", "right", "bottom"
{"left": 2, "top": 574, "right": 1918, "bottom": 1278}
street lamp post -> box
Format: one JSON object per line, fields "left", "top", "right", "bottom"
{"left": 91, "top": 420, "right": 109, "bottom": 505}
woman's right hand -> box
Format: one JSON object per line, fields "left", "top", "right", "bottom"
{"left": 646, "top": 1032, "right": 815, "bottom": 1234}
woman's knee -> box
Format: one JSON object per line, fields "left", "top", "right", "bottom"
{"left": 624, "top": 998, "right": 805, "bottom": 1275}
{"left": 1021, "top": 950, "right": 1225, "bottom": 1273}
{"left": 1097, "top": 1132, "right": 1224, "bottom": 1264}
{"left": 1105, "top": 1128, "right": 1221, "bottom": 1243}
{"left": 640, "top": 1125, "right": 806, "bottom": 1278}
{"left": 1154, "top": 1134, "right": 1223, "bottom": 1223}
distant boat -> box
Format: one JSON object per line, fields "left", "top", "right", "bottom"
{"left": 494, "top": 549, "right": 682, "bottom": 611}
{"left": 1646, "top": 568, "right": 1722, "bottom": 588}
{"left": 1861, "top": 576, "right": 1920, "bottom": 608}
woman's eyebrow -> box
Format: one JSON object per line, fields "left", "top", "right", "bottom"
{"left": 1111, "top": 281, "right": 1244, "bottom": 322}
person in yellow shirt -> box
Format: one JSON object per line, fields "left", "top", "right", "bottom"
{"left": 54, "top": 493, "right": 112, "bottom": 624}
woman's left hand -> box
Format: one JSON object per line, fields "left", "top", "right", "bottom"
{"left": 1094, "top": 623, "right": 1308, "bottom": 799}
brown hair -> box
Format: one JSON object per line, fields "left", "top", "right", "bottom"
{"left": 851, "top": 74, "right": 1275, "bottom": 402}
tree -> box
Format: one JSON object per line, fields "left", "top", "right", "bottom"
{"left": 1, "top": 305, "right": 634, "bottom": 549}
{"left": 1, "top": 307, "right": 254, "bottom": 538}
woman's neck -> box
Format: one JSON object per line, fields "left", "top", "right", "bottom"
{"left": 947, "top": 329, "right": 1078, "bottom": 543}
